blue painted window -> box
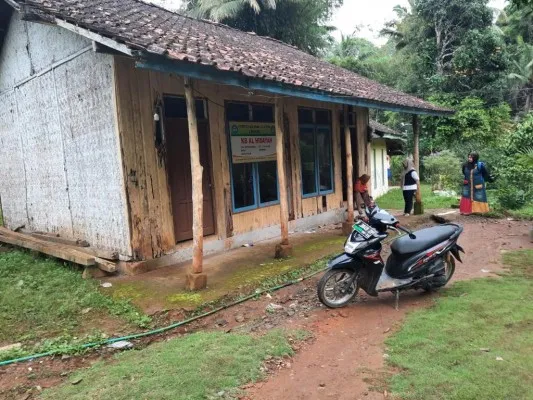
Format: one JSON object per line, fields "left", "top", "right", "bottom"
{"left": 299, "top": 108, "right": 334, "bottom": 197}
{"left": 227, "top": 102, "right": 279, "bottom": 212}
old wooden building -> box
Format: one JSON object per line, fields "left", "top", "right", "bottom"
{"left": 0, "top": 0, "right": 451, "bottom": 285}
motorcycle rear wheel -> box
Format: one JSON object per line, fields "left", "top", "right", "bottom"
{"left": 317, "top": 268, "right": 359, "bottom": 308}
{"left": 425, "top": 256, "right": 455, "bottom": 291}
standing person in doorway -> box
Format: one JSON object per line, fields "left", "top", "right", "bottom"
{"left": 460, "top": 152, "right": 492, "bottom": 215}
{"left": 354, "top": 174, "right": 371, "bottom": 218}
{"left": 402, "top": 158, "right": 419, "bottom": 216}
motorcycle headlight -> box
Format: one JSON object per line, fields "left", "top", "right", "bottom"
{"left": 344, "top": 241, "right": 362, "bottom": 254}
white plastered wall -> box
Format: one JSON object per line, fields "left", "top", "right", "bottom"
{"left": 370, "top": 138, "right": 389, "bottom": 198}
{"left": 0, "top": 12, "right": 132, "bottom": 256}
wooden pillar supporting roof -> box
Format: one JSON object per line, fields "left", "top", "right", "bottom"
{"left": 184, "top": 77, "right": 207, "bottom": 290}
{"left": 412, "top": 114, "right": 424, "bottom": 215}
{"left": 342, "top": 107, "right": 355, "bottom": 235}
{"left": 274, "top": 97, "right": 293, "bottom": 258}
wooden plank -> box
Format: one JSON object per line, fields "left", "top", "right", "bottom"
{"left": 148, "top": 70, "right": 176, "bottom": 250}
{"left": 344, "top": 107, "right": 354, "bottom": 223}
{"left": 28, "top": 232, "right": 90, "bottom": 247}
{"left": 184, "top": 77, "right": 204, "bottom": 274}
{"left": 330, "top": 103, "right": 343, "bottom": 210}
{"left": 0, "top": 228, "right": 95, "bottom": 266}
{"left": 113, "top": 57, "right": 152, "bottom": 259}
{"left": 275, "top": 97, "right": 290, "bottom": 245}
{"left": 94, "top": 257, "right": 117, "bottom": 273}
{"left": 287, "top": 98, "right": 302, "bottom": 219}
{"left": 207, "top": 86, "right": 229, "bottom": 240}
{"left": 77, "top": 247, "right": 119, "bottom": 261}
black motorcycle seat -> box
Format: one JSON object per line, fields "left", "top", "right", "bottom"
{"left": 391, "top": 225, "right": 458, "bottom": 256}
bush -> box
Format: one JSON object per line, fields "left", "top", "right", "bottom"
{"left": 496, "top": 188, "right": 528, "bottom": 210}
{"left": 492, "top": 113, "right": 533, "bottom": 210}
{"left": 422, "top": 150, "right": 462, "bottom": 191}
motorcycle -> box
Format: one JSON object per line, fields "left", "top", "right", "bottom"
{"left": 317, "top": 203, "right": 464, "bottom": 309}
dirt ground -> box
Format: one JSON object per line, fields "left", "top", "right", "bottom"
{"left": 0, "top": 216, "right": 530, "bottom": 399}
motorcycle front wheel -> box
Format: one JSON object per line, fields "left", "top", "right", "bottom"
{"left": 317, "top": 268, "right": 359, "bottom": 308}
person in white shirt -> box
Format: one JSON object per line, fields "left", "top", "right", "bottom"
{"left": 402, "top": 159, "right": 419, "bottom": 216}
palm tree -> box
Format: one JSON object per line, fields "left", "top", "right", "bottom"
{"left": 508, "top": 39, "right": 533, "bottom": 113}
{"left": 189, "top": 0, "right": 276, "bottom": 22}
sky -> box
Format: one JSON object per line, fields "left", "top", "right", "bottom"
{"left": 331, "top": 0, "right": 508, "bottom": 45}
{"left": 148, "top": 0, "right": 509, "bottom": 46}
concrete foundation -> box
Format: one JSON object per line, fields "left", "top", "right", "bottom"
{"left": 186, "top": 272, "right": 208, "bottom": 290}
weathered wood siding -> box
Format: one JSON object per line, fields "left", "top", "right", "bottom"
{"left": 116, "top": 59, "right": 368, "bottom": 259}
{"left": 0, "top": 13, "right": 131, "bottom": 256}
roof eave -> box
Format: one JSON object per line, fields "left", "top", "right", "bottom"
{"left": 136, "top": 56, "right": 454, "bottom": 117}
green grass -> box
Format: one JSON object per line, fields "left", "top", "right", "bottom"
{"left": 376, "top": 184, "right": 457, "bottom": 210}
{"left": 385, "top": 249, "right": 533, "bottom": 400}
{"left": 41, "top": 329, "right": 301, "bottom": 400}
{"left": 0, "top": 250, "right": 150, "bottom": 360}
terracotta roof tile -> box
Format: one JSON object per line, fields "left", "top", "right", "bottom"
{"left": 14, "top": 0, "right": 452, "bottom": 114}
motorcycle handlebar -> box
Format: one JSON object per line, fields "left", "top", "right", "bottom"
{"left": 393, "top": 223, "right": 417, "bottom": 239}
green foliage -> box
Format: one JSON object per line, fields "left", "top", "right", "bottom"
{"left": 0, "top": 250, "right": 150, "bottom": 346}
{"left": 42, "top": 329, "right": 300, "bottom": 399}
{"left": 496, "top": 188, "right": 528, "bottom": 210}
{"left": 187, "top": 0, "right": 342, "bottom": 55}
{"left": 492, "top": 112, "right": 533, "bottom": 209}
{"left": 422, "top": 96, "right": 512, "bottom": 157}
{"left": 386, "top": 249, "right": 533, "bottom": 400}
{"left": 422, "top": 150, "right": 462, "bottom": 191}
{"left": 390, "top": 155, "right": 405, "bottom": 185}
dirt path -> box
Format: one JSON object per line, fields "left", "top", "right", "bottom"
{"left": 243, "top": 217, "right": 531, "bottom": 400}
{"left": 0, "top": 217, "right": 530, "bottom": 399}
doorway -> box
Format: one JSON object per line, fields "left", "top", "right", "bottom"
{"left": 164, "top": 96, "right": 216, "bottom": 242}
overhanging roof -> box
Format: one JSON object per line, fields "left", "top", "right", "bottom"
{"left": 7, "top": 0, "right": 453, "bottom": 116}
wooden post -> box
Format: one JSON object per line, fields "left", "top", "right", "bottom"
{"left": 412, "top": 114, "right": 424, "bottom": 215}
{"left": 412, "top": 114, "right": 420, "bottom": 175}
{"left": 342, "top": 107, "right": 355, "bottom": 235}
{"left": 184, "top": 77, "right": 207, "bottom": 290}
{"left": 274, "top": 97, "right": 292, "bottom": 258}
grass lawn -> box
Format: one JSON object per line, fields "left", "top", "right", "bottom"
{"left": 386, "top": 249, "right": 533, "bottom": 400}
{"left": 376, "top": 184, "right": 458, "bottom": 211}
{"left": 41, "top": 329, "right": 302, "bottom": 400}
{"left": 0, "top": 250, "right": 150, "bottom": 361}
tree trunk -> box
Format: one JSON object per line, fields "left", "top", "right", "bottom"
{"left": 184, "top": 77, "right": 204, "bottom": 274}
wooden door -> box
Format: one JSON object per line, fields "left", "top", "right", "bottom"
{"left": 165, "top": 119, "right": 216, "bottom": 242}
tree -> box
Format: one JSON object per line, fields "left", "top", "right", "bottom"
{"left": 507, "top": 39, "right": 533, "bottom": 113}
{"left": 381, "top": 0, "right": 509, "bottom": 102}
{"left": 189, "top": 0, "right": 276, "bottom": 21}
{"left": 186, "top": 0, "right": 342, "bottom": 55}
